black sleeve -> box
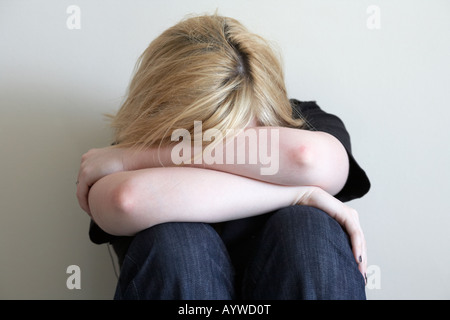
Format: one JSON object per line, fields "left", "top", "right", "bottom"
{"left": 291, "top": 99, "right": 371, "bottom": 202}
{"left": 89, "top": 220, "right": 115, "bottom": 244}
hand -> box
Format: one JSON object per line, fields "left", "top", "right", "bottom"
{"left": 295, "top": 187, "right": 368, "bottom": 283}
{"left": 335, "top": 205, "right": 368, "bottom": 284}
{"left": 76, "top": 146, "right": 128, "bottom": 215}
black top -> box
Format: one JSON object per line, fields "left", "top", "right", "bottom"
{"left": 88, "top": 99, "right": 371, "bottom": 257}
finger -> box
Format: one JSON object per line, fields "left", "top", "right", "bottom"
{"left": 361, "top": 239, "right": 368, "bottom": 285}
{"left": 336, "top": 209, "right": 360, "bottom": 263}
{"left": 351, "top": 228, "right": 367, "bottom": 283}
{"left": 343, "top": 216, "right": 366, "bottom": 278}
{"left": 352, "top": 235, "right": 367, "bottom": 285}
{"left": 349, "top": 229, "right": 363, "bottom": 268}
{"left": 76, "top": 182, "right": 91, "bottom": 216}
{"left": 76, "top": 162, "right": 94, "bottom": 216}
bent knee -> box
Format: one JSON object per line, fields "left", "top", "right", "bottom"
{"left": 129, "top": 222, "right": 227, "bottom": 267}
{"left": 269, "top": 205, "right": 338, "bottom": 230}
{"left": 266, "top": 205, "right": 350, "bottom": 248}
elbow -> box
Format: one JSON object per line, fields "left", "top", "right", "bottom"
{"left": 110, "top": 180, "right": 136, "bottom": 219}
{"left": 291, "top": 144, "right": 315, "bottom": 170}
{"left": 290, "top": 135, "right": 349, "bottom": 196}
{"left": 89, "top": 173, "right": 146, "bottom": 236}
{"left": 289, "top": 143, "right": 319, "bottom": 185}
{"left": 290, "top": 144, "right": 322, "bottom": 185}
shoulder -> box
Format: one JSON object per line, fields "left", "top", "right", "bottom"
{"left": 290, "top": 99, "right": 348, "bottom": 138}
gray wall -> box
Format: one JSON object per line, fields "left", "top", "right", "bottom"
{"left": 1, "top": 0, "right": 449, "bottom": 299}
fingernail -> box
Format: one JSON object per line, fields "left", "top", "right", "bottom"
{"left": 359, "top": 255, "right": 362, "bottom": 264}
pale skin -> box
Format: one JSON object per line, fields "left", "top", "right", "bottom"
{"left": 76, "top": 126, "right": 368, "bottom": 280}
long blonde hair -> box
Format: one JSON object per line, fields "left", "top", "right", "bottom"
{"left": 110, "top": 14, "right": 304, "bottom": 149}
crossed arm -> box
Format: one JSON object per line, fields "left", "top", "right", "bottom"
{"left": 76, "top": 126, "right": 366, "bottom": 276}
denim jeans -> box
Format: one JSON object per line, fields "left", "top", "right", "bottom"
{"left": 113, "top": 205, "right": 366, "bottom": 300}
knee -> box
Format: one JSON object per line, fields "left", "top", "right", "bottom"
{"left": 129, "top": 222, "right": 227, "bottom": 271}
{"left": 268, "top": 205, "right": 345, "bottom": 235}
{"left": 244, "top": 206, "right": 365, "bottom": 299}
{"left": 117, "top": 222, "right": 235, "bottom": 299}
{"left": 264, "top": 205, "right": 350, "bottom": 258}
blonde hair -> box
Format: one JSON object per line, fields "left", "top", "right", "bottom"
{"left": 110, "top": 14, "right": 304, "bottom": 149}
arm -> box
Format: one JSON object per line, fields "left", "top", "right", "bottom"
{"left": 77, "top": 126, "right": 348, "bottom": 213}
{"left": 88, "top": 166, "right": 303, "bottom": 236}
{"left": 176, "top": 126, "right": 350, "bottom": 196}
{"left": 88, "top": 166, "right": 366, "bottom": 275}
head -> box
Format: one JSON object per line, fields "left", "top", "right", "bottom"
{"left": 111, "top": 14, "right": 304, "bottom": 148}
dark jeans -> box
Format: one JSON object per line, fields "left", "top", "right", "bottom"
{"left": 113, "top": 205, "right": 366, "bottom": 300}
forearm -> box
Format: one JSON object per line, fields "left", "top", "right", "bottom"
{"left": 88, "top": 167, "right": 310, "bottom": 236}
{"left": 121, "top": 126, "right": 349, "bottom": 195}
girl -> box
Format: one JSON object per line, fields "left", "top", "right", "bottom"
{"left": 76, "top": 14, "right": 370, "bottom": 299}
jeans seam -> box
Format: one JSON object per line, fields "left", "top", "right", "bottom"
{"left": 199, "top": 223, "right": 235, "bottom": 293}
{"left": 117, "top": 254, "right": 140, "bottom": 299}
